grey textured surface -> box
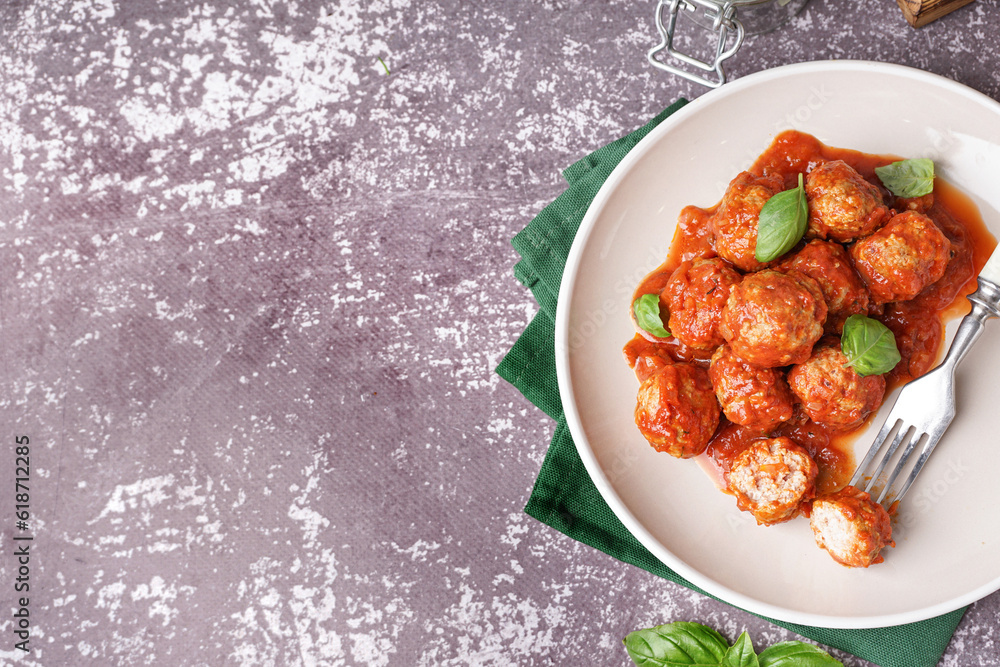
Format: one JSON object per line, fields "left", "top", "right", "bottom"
{"left": 1, "top": 0, "right": 999, "bottom": 665}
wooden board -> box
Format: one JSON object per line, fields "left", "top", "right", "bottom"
{"left": 897, "top": 0, "right": 976, "bottom": 27}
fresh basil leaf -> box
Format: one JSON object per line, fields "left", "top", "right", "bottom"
{"left": 841, "top": 314, "right": 901, "bottom": 377}
{"left": 623, "top": 621, "right": 729, "bottom": 666}
{"left": 722, "top": 632, "right": 759, "bottom": 667}
{"left": 755, "top": 173, "right": 808, "bottom": 263}
{"left": 634, "top": 293, "right": 670, "bottom": 338}
{"left": 758, "top": 641, "right": 843, "bottom": 667}
{"left": 874, "top": 158, "right": 934, "bottom": 198}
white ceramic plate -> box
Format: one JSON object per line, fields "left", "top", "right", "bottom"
{"left": 556, "top": 61, "right": 1000, "bottom": 628}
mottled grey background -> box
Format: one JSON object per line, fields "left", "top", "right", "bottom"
{"left": 0, "top": 0, "right": 998, "bottom": 665}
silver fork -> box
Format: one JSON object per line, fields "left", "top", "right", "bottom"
{"left": 850, "top": 246, "right": 1000, "bottom": 507}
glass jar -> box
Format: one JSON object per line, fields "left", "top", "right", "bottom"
{"left": 648, "top": 0, "right": 809, "bottom": 88}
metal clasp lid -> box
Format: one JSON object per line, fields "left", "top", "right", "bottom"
{"left": 648, "top": 0, "right": 746, "bottom": 89}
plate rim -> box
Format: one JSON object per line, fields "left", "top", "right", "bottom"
{"left": 553, "top": 59, "right": 1000, "bottom": 629}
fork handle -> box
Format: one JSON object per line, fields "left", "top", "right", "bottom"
{"left": 942, "top": 275, "right": 1000, "bottom": 372}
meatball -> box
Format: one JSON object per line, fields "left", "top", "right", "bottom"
{"left": 709, "top": 345, "right": 795, "bottom": 433}
{"left": 728, "top": 437, "right": 818, "bottom": 525}
{"left": 787, "top": 342, "right": 886, "bottom": 429}
{"left": 712, "top": 171, "right": 785, "bottom": 271}
{"left": 849, "top": 210, "right": 951, "bottom": 303}
{"left": 663, "top": 258, "right": 742, "bottom": 350}
{"left": 779, "top": 239, "right": 869, "bottom": 333}
{"left": 810, "top": 485, "right": 895, "bottom": 567}
{"left": 635, "top": 363, "right": 720, "bottom": 458}
{"left": 719, "top": 269, "right": 827, "bottom": 368}
{"left": 805, "top": 160, "right": 889, "bottom": 242}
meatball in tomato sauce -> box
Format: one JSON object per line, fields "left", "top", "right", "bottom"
{"left": 805, "top": 160, "right": 889, "bottom": 242}
{"left": 663, "top": 258, "right": 742, "bottom": 351}
{"left": 712, "top": 171, "right": 785, "bottom": 272}
{"left": 779, "top": 239, "right": 869, "bottom": 333}
{"left": 728, "top": 437, "right": 818, "bottom": 526}
{"left": 810, "top": 485, "right": 895, "bottom": 567}
{"left": 787, "top": 342, "right": 886, "bottom": 429}
{"left": 719, "top": 269, "right": 827, "bottom": 368}
{"left": 849, "top": 210, "right": 952, "bottom": 303}
{"left": 635, "top": 363, "right": 720, "bottom": 459}
{"left": 709, "top": 345, "right": 794, "bottom": 433}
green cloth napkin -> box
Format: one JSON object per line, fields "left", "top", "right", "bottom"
{"left": 496, "top": 99, "right": 966, "bottom": 667}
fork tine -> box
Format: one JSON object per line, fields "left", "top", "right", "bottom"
{"left": 862, "top": 422, "right": 914, "bottom": 495}
{"left": 848, "top": 417, "right": 900, "bottom": 490}
{"left": 876, "top": 430, "right": 928, "bottom": 505}
{"left": 890, "top": 429, "right": 946, "bottom": 504}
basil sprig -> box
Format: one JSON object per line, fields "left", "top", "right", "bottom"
{"left": 758, "top": 642, "right": 847, "bottom": 667}
{"left": 874, "top": 158, "right": 934, "bottom": 198}
{"left": 623, "top": 621, "right": 842, "bottom": 667}
{"left": 755, "top": 173, "right": 808, "bottom": 263}
{"left": 725, "top": 632, "right": 759, "bottom": 667}
{"left": 841, "top": 314, "right": 901, "bottom": 376}
{"left": 633, "top": 293, "right": 670, "bottom": 338}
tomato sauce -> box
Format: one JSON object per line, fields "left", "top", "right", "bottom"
{"left": 624, "top": 130, "right": 996, "bottom": 495}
